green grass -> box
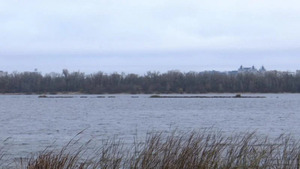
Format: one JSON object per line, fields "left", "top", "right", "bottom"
{"left": 3, "top": 130, "right": 300, "bottom": 168}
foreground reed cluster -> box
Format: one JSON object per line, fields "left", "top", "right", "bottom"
{"left": 2, "top": 131, "right": 300, "bottom": 169}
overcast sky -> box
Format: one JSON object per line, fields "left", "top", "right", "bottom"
{"left": 1, "top": 0, "right": 300, "bottom": 74}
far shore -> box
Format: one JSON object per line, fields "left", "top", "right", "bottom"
{"left": 0, "top": 92, "right": 298, "bottom": 95}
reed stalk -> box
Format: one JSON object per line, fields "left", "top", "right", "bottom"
{"left": 5, "top": 130, "right": 300, "bottom": 169}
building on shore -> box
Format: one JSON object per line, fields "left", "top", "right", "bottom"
{"left": 0, "top": 71, "right": 8, "bottom": 77}
{"left": 238, "top": 65, "right": 257, "bottom": 73}
{"left": 227, "top": 65, "right": 267, "bottom": 75}
{"left": 238, "top": 65, "right": 266, "bottom": 74}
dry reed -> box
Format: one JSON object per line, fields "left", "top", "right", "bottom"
{"left": 3, "top": 130, "right": 300, "bottom": 169}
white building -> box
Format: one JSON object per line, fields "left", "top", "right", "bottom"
{"left": 0, "top": 71, "right": 7, "bottom": 77}
{"left": 238, "top": 65, "right": 266, "bottom": 74}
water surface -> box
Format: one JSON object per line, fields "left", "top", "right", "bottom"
{"left": 0, "top": 94, "right": 299, "bottom": 158}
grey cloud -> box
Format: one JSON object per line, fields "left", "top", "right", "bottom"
{"left": 0, "top": 0, "right": 300, "bottom": 72}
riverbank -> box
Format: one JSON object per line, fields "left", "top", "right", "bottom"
{"left": 2, "top": 130, "right": 300, "bottom": 169}
{"left": 0, "top": 92, "right": 297, "bottom": 96}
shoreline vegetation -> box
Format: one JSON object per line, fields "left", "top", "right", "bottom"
{"left": 0, "top": 92, "right": 288, "bottom": 96}
{"left": 2, "top": 130, "right": 300, "bottom": 169}
{"left": 0, "top": 69, "right": 300, "bottom": 94}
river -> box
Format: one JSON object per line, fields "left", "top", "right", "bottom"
{"left": 0, "top": 94, "right": 299, "bottom": 159}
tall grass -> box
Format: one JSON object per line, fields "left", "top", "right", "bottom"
{"left": 6, "top": 130, "right": 300, "bottom": 169}
{"left": 0, "top": 145, "right": 4, "bottom": 166}
{"left": 0, "top": 137, "right": 13, "bottom": 168}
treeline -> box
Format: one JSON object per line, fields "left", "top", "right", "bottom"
{"left": 0, "top": 70, "right": 300, "bottom": 94}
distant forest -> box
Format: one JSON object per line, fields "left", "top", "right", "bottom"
{"left": 0, "top": 69, "right": 300, "bottom": 94}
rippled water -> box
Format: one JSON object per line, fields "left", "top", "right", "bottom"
{"left": 0, "top": 94, "right": 300, "bottom": 159}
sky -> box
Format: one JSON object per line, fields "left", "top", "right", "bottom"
{"left": 1, "top": 0, "right": 300, "bottom": 74}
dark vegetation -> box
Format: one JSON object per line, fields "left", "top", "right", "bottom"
{"left": 2, "top": 131, "right": 300, "bottom": 168}
{"left": 1, "top": 69, "right": 300, "bottom": 94}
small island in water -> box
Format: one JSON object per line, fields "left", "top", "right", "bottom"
{"left": 150, "top": 94, "right": 266, "bottom": 98}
